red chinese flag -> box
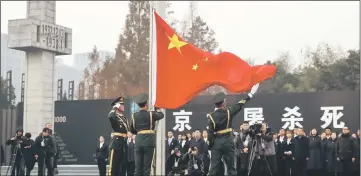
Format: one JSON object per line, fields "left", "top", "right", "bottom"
{"left": 153, "top": 12, "right": 276, "bottom": 109}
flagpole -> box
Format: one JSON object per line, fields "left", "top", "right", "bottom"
{"left": 149, "top": 1, "right": 167, "bottom": 175}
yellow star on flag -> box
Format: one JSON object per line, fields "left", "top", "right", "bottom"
{"left": 167, "top": 34, "right": 188, "bottom": 53}
{"left": 192, "top": 64, "right": 198, "bottom": 71}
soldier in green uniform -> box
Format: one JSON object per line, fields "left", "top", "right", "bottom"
{"left": 207, "top": 83, "right": 260, "bottom": 176}
{"left": 108, "top": 96, "right": 129, "bottom": 176}
{"left": 129, "top": 93, "right": 164, "bottom": 176}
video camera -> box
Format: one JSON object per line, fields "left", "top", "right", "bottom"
{"left": 248, "top": 123, "right": 263, "bottom": 138}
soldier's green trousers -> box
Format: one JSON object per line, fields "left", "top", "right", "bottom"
{"left": 209, "top": 134, "right": 237, "bottom": 176}
{"left": 134, "top": 134, "right": 155, "bottom": 176}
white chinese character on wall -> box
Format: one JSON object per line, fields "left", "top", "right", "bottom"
{"left": 281, "top": 106, "right": 304, "bottom": 130}
{"left": 244, "top": 108, "right": 264, "bottom": 125}
{"left": 173, "top": 110, "right": 192, "bottom": 132}
{"left": 320, "top": 106, "right": 345, "bottom": 129}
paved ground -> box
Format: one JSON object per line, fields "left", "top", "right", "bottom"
{"left": 0, "top": 165, "right": 104, "bottom": 176}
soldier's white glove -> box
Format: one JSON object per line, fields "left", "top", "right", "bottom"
{"left": 248, "top": 83, "right": 259, "bottom": 98}
{"left": 113, "top": 103, "right": 121, "bottom": 109}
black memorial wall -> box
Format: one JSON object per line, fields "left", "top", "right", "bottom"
{"left": 13, "top": 91, "right": 360, "bottom": 164}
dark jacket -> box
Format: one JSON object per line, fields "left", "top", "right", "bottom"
{"left": 95, "top": 143, "right": 109, "bottom": 161}
{"left": 166, "top": 153, "right": 187, "bottom": 174}
{"left": 179, "top": 140, "right": 190, "bottom": 155}
{"left": 22, "top": 137, "right": 36, "bottom": 170}
{"left": 292, "top": 135, "right": 310, "bottom": 160}
{"left": 337, "top": 133, "right": 357, "bottom": 160}
{"left": 184, "top": 153, "right": 203, "bottom": 176}
{"left": 283, "top": 138, "right": 295, "bottom": 160}
{"left": 1, "top": 144, "right": 4, "bottom": 166}
{"left": 325, "top": 139, "right": 339, "bottom": 173}
{"left": 307, "top": 135, "right": 323, "bottom": 170}
{"left": 189, "top": 138, "right": 207, "bottom": 156}
{"left": 34, "top": 135, "right": 55, "bottom": 157}
{"left": 166, "top": 138, "right": 179, "bottom": 159}
{"left": 276, "top": 136, "right": 287, "bottom": 161}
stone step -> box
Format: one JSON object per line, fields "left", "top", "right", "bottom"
{"left": 1, "top": 165, "right": 105, "bottom": 175}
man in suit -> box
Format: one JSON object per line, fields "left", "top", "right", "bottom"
{"left": 127, "top": 132, "right": 136, "bottom": 176}
{"left": 95, "top": 136, "right": 108, "bottom": 176}
{"left": 166, "top": 130, "right": 178, "bottom": 175}
{"left": 292, "top": 128, "right": 310, "bottom": 176}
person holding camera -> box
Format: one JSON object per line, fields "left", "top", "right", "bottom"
{"left": 35, "top": 127, "right": 55, "bottom": 176}
{"left": 6, "top": 127, "right": 25, "bottom": 176}
{"left": 183, "top": 147, "right": 204, "bottom": 176}
{"left": 207, "top": 83, "right": 259, "bottom": 176}
{"left": 166, "top": 148, "right": 187, "bottom": 176}
{"left": 248, "top": 122, "right": 277, "bottom": 176}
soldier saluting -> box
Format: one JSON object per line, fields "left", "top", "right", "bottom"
{"left": 108, "top": 96, "right": 129, "bottom": 176}
{"left": 207, "top": 83, "right": 260, "bottom": 176}
{"left": 129, "top": 93, "right": 164, "bottom": 176}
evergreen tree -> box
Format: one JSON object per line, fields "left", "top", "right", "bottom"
{"left": 113, "top": 1, "right": 151, "bottom": 96}
{"left": 0, "top": 77, "right": 16, "bottom": 108}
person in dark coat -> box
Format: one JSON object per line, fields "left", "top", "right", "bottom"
{"left": 352, "top": 129, "right": 360, "bottom": 176}
{"left": 184, "top": 147, "right": 203, "bottom": 176}
{"left": 325, "top": 132, "right": 339, "bottom": 176}
{"left": 179, "top": 133, "right": 190, "bottom": 155}
{"left": 166, "top": 130, "right": 179, "bottom": 175}
{"left": 0, "top": 144, "right": 4, "bottom": 167}
{"left": 22, "top": 133, "right": 37, "bottom": 176}
{"left": 235, "top": 121, "right": 250, "bottom": 176}
{"left": 283, "top": 130, "right": 294, "bottom": 176}
{"left": 337, "top": 126, "right": 357, "bottom": 176}
{"left": 292, "top": 128, "right": 309, "bottom": 176}
{"left": 277, "top": 129, "right": 287, "bottom": 176}
{"left": 95, "top": 136, "right": 108, "bottom": 176}
{"left": 202, "top": 130, "right": 210, "bottom": 176}
{"left": 307, "top": 128, "right": 323, "bottom": 176}
{"left": 167, "top": 148, "right": 188, "bottom": 176}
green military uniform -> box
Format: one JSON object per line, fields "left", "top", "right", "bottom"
{"left": 108, "top": 97, "right": 129, "bottom": 176}
{"left": 207, "top": 92, "right": 251, "bottom": 176}
{"left": 129, "top": 93, "right": 164, "bottom": 176}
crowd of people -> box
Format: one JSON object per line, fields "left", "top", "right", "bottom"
{"left": 1, "top": 123, "right": 59, "bottom": 176}
{"left": 164, "top": 124, "right": 360, "bottom": 176}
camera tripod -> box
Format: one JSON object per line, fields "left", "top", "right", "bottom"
{"left": 247, "top": 136, "right": 273, "bottom": 176}
{"left": 5, "top": 141, "right": 24, "bottom": 176}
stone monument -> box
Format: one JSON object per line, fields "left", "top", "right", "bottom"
{"left": 7, "top": 1, "right": 72, "bottom": 137}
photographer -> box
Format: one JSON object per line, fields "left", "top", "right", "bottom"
{"left": 248, "top": 122, "right": 277, "bottom": 176}
{"left": 35, "top": 127, "right": 55, "bottom": 176}
{"left": 183, "top": 147, "right": 204, "bottom": 176}
{"left": 6, "top": 127, "right": 25, "bottom": 176}
{"left": 22, "top": 133, "right": 37, "bottom": 176}
{"left": 166, "top": 148, "right": 187, "bottom": 176}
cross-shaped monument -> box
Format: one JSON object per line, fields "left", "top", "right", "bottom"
{"left": 7, "top": 1, "right": 72, "bottom": 137}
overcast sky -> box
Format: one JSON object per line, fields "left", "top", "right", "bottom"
{"left": 1, "top": 1, "right": 359, "bottom": 67}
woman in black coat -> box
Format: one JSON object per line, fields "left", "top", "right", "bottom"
{"left": 325, "top": 132, "right": 339, "bottom": 176}
{"left": 179, "top": 133, "right": 190, "bottom": 155}
{"left": 307, "top": 128, "right": 323, "bottom": 176}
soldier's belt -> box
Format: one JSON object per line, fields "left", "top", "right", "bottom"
{"left": 216, "top": 128, "right": 232, "bottom": 134}
{"left": 138, "top": 130, "right": 155, "bottom": 134}
{"left": 111, "top": 132, "right": 127, "bottom": 137}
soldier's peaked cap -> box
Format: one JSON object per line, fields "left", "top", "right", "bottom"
{"left": 213, "top": 92, "right": 226, "bottom": 104}
{"left": 111, "top": 96, "right": 125, "bottom": 106}
{"left": 134, "top": 93, "right": 148, "bottom": 104}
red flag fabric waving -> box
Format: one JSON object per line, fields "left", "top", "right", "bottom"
{"left": 154, "top": 12, "right": 276, "bottom": 109}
